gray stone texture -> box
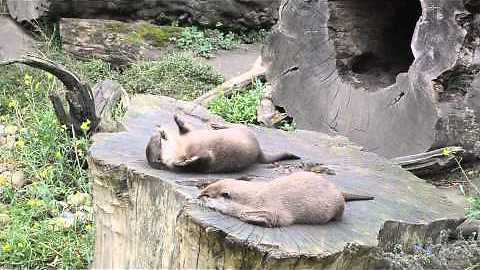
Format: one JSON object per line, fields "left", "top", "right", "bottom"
{"left": 263, "top": 0, "right": 480, "bottom": 159}
{"left": 7, "top": 0, "right": 281, "bottom": 29}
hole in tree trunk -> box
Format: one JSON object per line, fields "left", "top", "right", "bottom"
{"left": 328, "top": 0, "right": 421, "bottom": 91}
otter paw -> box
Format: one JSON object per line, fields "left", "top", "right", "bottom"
{"left": 240, "top": 210, "right": 276, "bottom": 228}
{"left": 173, "top": 156, "right": 200, "bottom": 167}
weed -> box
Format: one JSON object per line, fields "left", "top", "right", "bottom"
{"left": 173, "top": 26, "right": 240, "bottom": 58}
{"left": 0, "top": 65, "right": 94, "bottom": 268}
{"left": 239, "top": 28, "right": 270, "bottom": 44}
{"left": 442, "top": 147, "right": 480, "bottom": 219}
{"left": 279, "top": 121, "right": 296, "bottom": 132}
{"left": 118, "top": 52, "right": 224, "bottom": 100}
{"left": 208, "top": 79, "right": 264, "bottom": 124}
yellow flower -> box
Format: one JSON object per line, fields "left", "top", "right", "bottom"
{"left": 80, "top": 119, "right": 91, "bottom": 132}
{"left": 442, "top": 147, "right": 452, "bottom": 157}
{"left": 85, "top": 224, "right": 92, "bottom": 231}
{"left": 0, "top": 176, "right": 8, "bottom": 187}
{"left": 23, "top": 73, "right": 32, "bottom": 86}
{"left": 55, "top": 151, "right": 62, "bottom": 160}
{"left": 8, "top": 100, "right": 18, "bottom": 109}
{"left": 39, "top": 166, "right": 52, "bottom": 179}
{"left": 15, "top": 139, "right": 25, "bottom": 149}
{"left": 34, "top": 82, "right": 41, "bottom": 91}
{"left": 2, "top": 243, "right": 12, "bottom": 253}
{"left": 27, "top": 199, "right": 44, "bottom": 208}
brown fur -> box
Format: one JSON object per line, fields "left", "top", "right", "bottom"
{"left": 198, "top": 171, "right": 374, "bottom": 227}
{"left": 145, "top": 114, "right": 300, "bottom": 173}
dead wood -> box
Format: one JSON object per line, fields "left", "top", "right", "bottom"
{"left": 194, "top": 56, "right": 266, "bottom": 106}
{"left": 0, "top": 54, "right": 99, "bottom": 135}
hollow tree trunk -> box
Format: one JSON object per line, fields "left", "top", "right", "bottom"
{"left": 88, "top": 95, "right": 469, "bottom": 269}
{"left": 263, "top": 0, "right": 480, "bottom": 159}
{"left": 6, "top": 0, "right": 280, "bottom": 30}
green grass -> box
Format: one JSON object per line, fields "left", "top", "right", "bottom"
{"left": 118, "top": 52, "right": 224, "bottom": 100}
{"left": 467, "top": 196, "right": 480, "bottom": 219}
{"left": 0, "top": 28, "right": 227, "bottom": 268}
{"left": 208, "top": 79, "right": 296, "bottom": 131}
{"left": 0, "top": 65, "right": 94, "bottom": 268}
{"left": 173, "top": 26, "right": 240, "bottom": 58}
{"left": 208, "top": 79, "right": 264, "bottom": 124}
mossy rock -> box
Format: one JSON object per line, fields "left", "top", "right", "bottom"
{"left": 61, "top": 18, "right": 183, "bottom": 66}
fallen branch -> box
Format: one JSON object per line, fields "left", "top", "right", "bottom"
{"left": 391, "top": 146, "right": 465, "bottom": 172}
{"left": 194, "top": 56, "right": 266, "bottom": 106}
{"left": 0, "top": 53, "right": 99, "bottom": 135}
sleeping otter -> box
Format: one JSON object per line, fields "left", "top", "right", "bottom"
{"left": 198, "top": 171, "right": 374, "bottom": 227}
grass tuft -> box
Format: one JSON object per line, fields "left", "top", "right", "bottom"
{"left": 208, "top": 79, "right": 264, "bottom": 124}
{"left": 118, "top": 52, "right": 224, "bottom": 100}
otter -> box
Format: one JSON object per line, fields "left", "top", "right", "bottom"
{"left": 145, "top": 114, "right": 300, "bottom": 173}
{"left": 198, "top": 171, "right": 374, "bottom": 227}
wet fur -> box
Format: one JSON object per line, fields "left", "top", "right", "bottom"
{"left": 145, "top": 115, "right": 300, "bottom": 173}
{"left": 199, "top": 171, "right": 374, "bottom": 227}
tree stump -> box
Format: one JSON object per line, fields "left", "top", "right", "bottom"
{"left": 263, "top": 0, "right": 480, "bottom": 159}
{"left": 88, "top": 95, "right": 467, "bottom": 269}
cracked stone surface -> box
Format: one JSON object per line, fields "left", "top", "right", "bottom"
{"left": 263, "top": 0, "right": 480, "bottom": 159}
{"left": 88, "top": 94, "right": 467, "bottom": 269}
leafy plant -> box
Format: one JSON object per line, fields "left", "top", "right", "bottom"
{"left": 118, "top": 52, "right": 224, "bottom": 100}
{"left": 208, "top": 79, "right": 264, "bottom": 124}
{"left": 467, "top": 197, "right": 480, "bottom": 219}
{"left": 442, "top": 147, "right": 480, "bottom": 219}
{"left": 173, "top": 26, "right": 240, "bottom": 58}
{"left": 0, "top": 67, "right": 94, "bottom": 268}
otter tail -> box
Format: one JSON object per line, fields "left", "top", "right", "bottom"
{"left": 342, "top": 192, "right": 375, "bottom": 202}
{"left": 258, "top": 152, "right": 300, "bottom": 164}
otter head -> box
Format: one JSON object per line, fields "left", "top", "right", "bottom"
{"left": 145, "top": 126, "right": 169, "bottom": 168}
{"left": 198, "top": 179, "right": 255, "bottom": 203}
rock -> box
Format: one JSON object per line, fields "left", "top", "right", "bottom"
{"left": 455, "top": 219, "right": 480, "bottom": 240}
{"left": 60, "top": 18, "right": 180, "bottom": 66}
{"left": 203, "top": 44, "right": 262, "bottom": 81}
{"left": 257, "top": 83, "right": 286, "bottom": 127}
{"left": 0, "top": 213, "right": 10, "bottom": 228}
{"left": 4, "top": 125, "right": 17, "bottom": 135}
{"left": 10, "top": 170, "right": 25, "bottom": 189}
{"left": 88, "top": 94, "right": 467, "bottom": 269}
{"left": 0, "top": 16, "right": 35, "bottom": 60}
{"left": 3, "top": 136, "right": 15, "bottom": 149}
{"left": 49, "top": 216, "right": 73, "bottom": 230}
{"left": 8, "top": 0, "right": 281, "bottom": 30}
{"left": 67, "top": 192, "right": 91, "bottom": 207}
{"left": 60, "top": 211, "right": 76, "bottom": 227}
{"left": 263, "top": 0, "right": 480, "bottom": 159}
{"left": 92, "top": 80, "right": 130, "bottom": 132}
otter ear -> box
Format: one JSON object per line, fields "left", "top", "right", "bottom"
{"left": 173, "top": 114, "right": 190, "bottom": 135}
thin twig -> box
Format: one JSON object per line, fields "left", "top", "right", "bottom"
{"left": 454, "top": 156, "right": 480, "bottom": 196}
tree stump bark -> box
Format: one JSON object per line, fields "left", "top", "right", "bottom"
{"left": 88, "top": 95, "right": 468, "bottom": 269}
{"left": 263, "top": 0, "right": 480, "bottom": 159}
